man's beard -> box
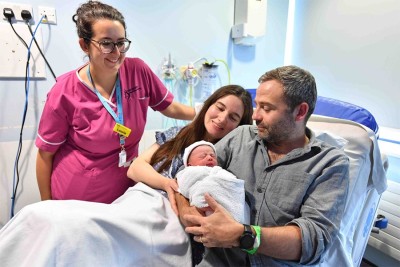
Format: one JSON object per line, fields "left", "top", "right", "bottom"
{"left": 256, "top": 115, "right": 295, "bottom": 144}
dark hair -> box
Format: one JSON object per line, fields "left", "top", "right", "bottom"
{"left": 150, "top": 85, "right": 253, "bottom": 173}
{"left": 258, "top": 65, "right": 317, "bottom": 122}
{"left": 72, "top": 1, "right": 126, "bottom": 45}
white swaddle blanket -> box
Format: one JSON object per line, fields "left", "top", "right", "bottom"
{"left": 176, "top": 166, "right": 247, "bottom": 224}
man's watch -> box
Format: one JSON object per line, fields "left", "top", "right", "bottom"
{"left": 239, "top": 224, "right": 256, "bottom": 250}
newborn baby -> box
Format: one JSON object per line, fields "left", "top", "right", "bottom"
{"left": 177, "top": 140, "right": 248, "bottom": 223}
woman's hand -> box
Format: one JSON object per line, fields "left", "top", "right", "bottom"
{"left": 163, "top": 178, "right": 179, "bottom": 215}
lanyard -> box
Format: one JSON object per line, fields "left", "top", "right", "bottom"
{"left": 86, "top": 65, "right": 125, "bottom": 146}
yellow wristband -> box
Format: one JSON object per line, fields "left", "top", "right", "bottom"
{"left": 245, "top": 225, "right": 261, "bottom": 255}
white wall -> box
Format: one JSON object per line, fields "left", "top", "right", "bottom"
{"left": 292, "top": 0, "right": 400, "bottom": 129}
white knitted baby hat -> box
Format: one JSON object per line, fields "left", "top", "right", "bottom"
{"left": 182, "top": 140, "right": 216, "bottom": 167}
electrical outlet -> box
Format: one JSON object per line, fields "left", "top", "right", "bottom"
{"left": 0, "top": 2, "right": 33, "bottom": 23}
{"left": 38, "top": 6, "right": 56, "bottom": 25}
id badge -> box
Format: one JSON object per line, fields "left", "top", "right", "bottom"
{"left": 118, "top": 149, "right": 127, "bottom": 167}
{"left": 113, "top": 123, "right": 131, "bottom": 138}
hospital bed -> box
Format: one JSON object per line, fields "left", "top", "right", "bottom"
{"left": 305, "top": 96, "right": 387, "bottom": 266}
{"left": 0, "top": 94, "right": 388, "bottom": 266}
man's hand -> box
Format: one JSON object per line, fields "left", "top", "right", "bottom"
{"left": 184, "top": 193, "right": 243, "bottom": 248}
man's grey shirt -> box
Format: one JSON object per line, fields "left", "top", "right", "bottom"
{"left": 215, "top": 125, "right": 349, "bottom": 266}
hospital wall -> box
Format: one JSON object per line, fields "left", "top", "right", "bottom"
{"left": 0, "top": 0, "right": 399, "bottom": 263}
{"left": 292, "top": 0, "right": 400, "bottom": 129}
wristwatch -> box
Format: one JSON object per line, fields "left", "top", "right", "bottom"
{"left": 239, "top": 224, "right": 256, "bottom": 250}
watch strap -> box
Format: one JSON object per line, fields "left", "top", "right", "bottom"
{"left": 243, "top": 224, "right": 252, "bottom": 234}
{"left": 244, "top": 225, "right": 261, "bottom": 255}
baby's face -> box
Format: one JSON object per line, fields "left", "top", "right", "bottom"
{"left": 188, "top": 145, "right": 217, "bottom": 167}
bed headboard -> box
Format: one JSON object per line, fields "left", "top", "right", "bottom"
{"left": 246, "top": 89, "right": 379, "bottom": 136}
{"left": 314, "top": 96, "right": 379, "bottom": 136}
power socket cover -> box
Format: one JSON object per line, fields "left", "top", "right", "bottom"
{"left": 0, "top": 2, "right": 33, "bottom": 23}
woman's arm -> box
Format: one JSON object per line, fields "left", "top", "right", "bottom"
{"left": 175, "top": 192, "right": 204, "bottom": 227}
{"left": 160, "top": 101, "right": 195, "bottom": 120}
{"left": 36, "top": 149, "right": 55, "bottom": 200}
{"left": 128, "top": 143, "right": 172, "bottom": 189}
{"left": 127, "top": 143, "right": 179, "bottom": 213}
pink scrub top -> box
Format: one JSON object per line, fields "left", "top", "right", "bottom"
{"left": 35, "top": 58, "right": 173, "bottom": 203}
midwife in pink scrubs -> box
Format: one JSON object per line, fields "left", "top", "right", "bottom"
{"left": 35, "top": 0, "right": 194, "bottom": 203}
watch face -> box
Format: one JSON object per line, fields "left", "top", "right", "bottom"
{"left": 240, "top": 233, "right": 255, "bottom": 249}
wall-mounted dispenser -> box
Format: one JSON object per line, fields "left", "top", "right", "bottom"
{"left": 231, "top": 0, "right": 267, "bottom": 46}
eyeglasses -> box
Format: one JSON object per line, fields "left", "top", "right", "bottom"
{"left": 85, "top": 38, "right": 131, "bottom": 54}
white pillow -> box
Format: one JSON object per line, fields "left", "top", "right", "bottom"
{"left": 314, "top": 130, "right": 349, "bottom": 149}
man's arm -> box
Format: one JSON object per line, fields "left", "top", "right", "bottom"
{"left": 257, "top": 225, "right": 301, "bottom": 260}
{"left": 184, "top": 193, "right": 302, "bottom": 261}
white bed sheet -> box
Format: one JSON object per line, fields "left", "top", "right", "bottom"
{"left": 0, "top": 182, "right": 192, "bottom": 267}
